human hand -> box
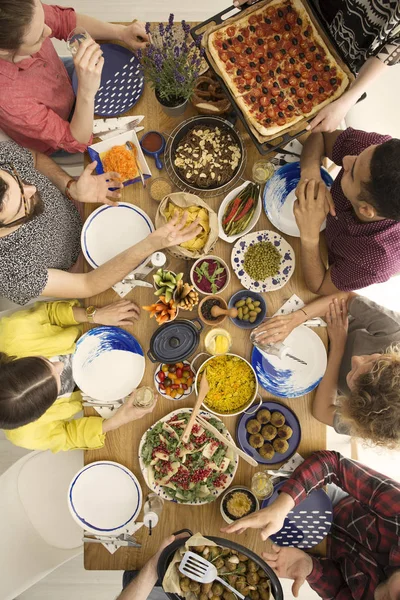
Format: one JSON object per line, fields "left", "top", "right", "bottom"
{"left": 221, "top": 492, "right": 295, "bottom": 541}
{"left": 106, "top": 394, "right": 158, "bottom": 431}
{"left": 326, "top": 298, "right": 348, "bottom": 350}
{"left": 306, "top": 96, "right": 352, "bottom": 133}
{"left": 294, "top": 179, "right": 333, "bottom": 242}
{"left": 93, "top": 300, "right": 140, "bottom": 326}
{"left": 252, "top": 312, "right": 306, "bottom": 346}
{"left": 71, "top": 161, "right": 123, "bottom": 206}
{"left": 120, "top": 21, "right": 150, "bottom": 50}
{"left": 262, "top": 544, "right": 313, "bottom": 597}
{"left": 74, "top": 38, "right": 104, "bottom": 97}
{"left": 149, "top": 210, "right": 202, "bottom": 251}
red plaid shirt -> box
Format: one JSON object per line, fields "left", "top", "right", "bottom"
{"left": 0, "top": 4, "right": 91, "bottom": 155}
{"left": 280, "top": 451, "right": 400, "bottom": 600}
{"left": 325, "top": 128, "right": 400, "bottom": 291}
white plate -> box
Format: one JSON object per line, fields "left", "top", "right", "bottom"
{"left": 72, "top": 326, "right": 145, "bottom": 402}
{"left": 263, "top": 162, "right": 333, "bottom": 238}
{"left": 68, "top": 461, "right": 142, "bottom": 534}
{"left": 81, "top": 202, "right": 154, "bottom": 269}
{"left": 231, "top": 230, "right": 295, "bottom": 292}
{"left": 138, "top": 408, "right": 238, "bottom": 505}
{"left": 251, "top": 325, "right": 327, "bottom": 398}
{"left": 218, "top": 181, "right": 262, "bottom": 243}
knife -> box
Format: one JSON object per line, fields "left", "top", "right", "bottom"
{"left": 126, "top": 140, "right": 146, "bottom": 188}
{"left": 82, "top": 537, "right": 141, "bottom": 547}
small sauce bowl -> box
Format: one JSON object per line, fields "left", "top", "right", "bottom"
{"left": 140, "top": 131, "right": 166, "bottom": 170}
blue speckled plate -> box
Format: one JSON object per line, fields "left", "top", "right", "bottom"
{"left": 263, "top": 162, "right": 333, "bottom": 238}
{"left": 261, "top": 480, "right": 333, "bottom": 549}
{"left": 231, "top": 230, "right": 295, "bottom": 292}
{"left": 251, "top": 325, "right": 327, "bottom": 399}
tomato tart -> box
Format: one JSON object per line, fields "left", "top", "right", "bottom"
{"left": 207, "top": 0, "right": 349, "bottom": 137}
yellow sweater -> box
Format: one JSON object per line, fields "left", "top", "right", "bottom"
{"left": 1, "top": 301, "right": 105, "bottom": 453}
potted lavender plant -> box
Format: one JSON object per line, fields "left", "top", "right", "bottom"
{"left": 137, "top": 15, "right": 205, "bottom": 117}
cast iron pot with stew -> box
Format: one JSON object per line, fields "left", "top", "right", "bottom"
{"left": 166, "top": 115, "right": 246, "bottom": 194}
{"left": 157, "top": 529, "right": 284, "bottom": 600}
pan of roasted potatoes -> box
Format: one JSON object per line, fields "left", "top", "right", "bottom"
{"left": 158, "top": 530, "right": 284, "bottom": 600}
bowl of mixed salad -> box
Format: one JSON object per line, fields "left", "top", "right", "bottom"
{"left": 138, "top": 409, "right": 238, "bottom": 504}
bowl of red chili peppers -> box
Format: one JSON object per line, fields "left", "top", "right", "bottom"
{"left": 218, "top": 181, "right": 262, "bottom": 243}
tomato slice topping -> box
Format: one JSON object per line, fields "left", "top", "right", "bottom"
{"left": 227, "top": 26, "right": 236, "bottom": 37}
{"left": 220, "top": 51, "right": 229, "bottom": 62}
{"left": 260, "top": 95, "right": 269, "bottom": 106}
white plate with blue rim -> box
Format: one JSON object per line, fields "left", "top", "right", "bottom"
{"left": 251, "top": 325, "right": 327, "bottom": 399}
{"left": 231, "top": 230, "right": 295, "bottom": 292}
{"left": 72, "top": 326, "right": 145, "bottom": 402}
{"left": 263, "top": 161, "right": 334, "bottom": 237}
{"left": 81, "top": 202, "right": 154, "bottom": 270}
{"left": 68, "top": 461, "right": 142, "bottom": 534}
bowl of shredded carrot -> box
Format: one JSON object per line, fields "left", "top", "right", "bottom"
{"left": 101, "top": 144, "right": 138, "bottom": 182}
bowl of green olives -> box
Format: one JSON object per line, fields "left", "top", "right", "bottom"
{"left": 228, "top": 290, "right": 266, "bottom": 329}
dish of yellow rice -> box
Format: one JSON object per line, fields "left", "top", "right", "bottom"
{"left": 198, "top": 355, "right": 256, "bottom": 414}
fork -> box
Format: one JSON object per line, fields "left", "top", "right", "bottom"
{"left": 179, "top": 551, "right": 245, "bottom": 600}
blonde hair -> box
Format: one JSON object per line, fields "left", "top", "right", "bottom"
{"left": 338, "top": 346, "right": 400, "bottom": 449}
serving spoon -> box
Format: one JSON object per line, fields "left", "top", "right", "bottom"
{"left": 180, "top": 371, "right": 209, "bottom": 444}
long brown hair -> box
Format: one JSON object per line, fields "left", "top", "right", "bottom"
{"left": 0, "top": 0, "right": 35, "bottom": 51}
{"left": 0, "top": 352, "right": 58, "bottom": 429}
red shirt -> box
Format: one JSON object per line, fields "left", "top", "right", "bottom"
{"left": 0, "top": 4, "right": 90, "bottom": 154}
{"left": 280, "top": 451, "right": 400, "bottom": 600}
{"left": 325, "top": 128, "right": 400, "bottom": 291}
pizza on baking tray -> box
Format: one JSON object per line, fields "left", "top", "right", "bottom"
{"left": 208, "top": 0, "right": 349, "bottom": 137}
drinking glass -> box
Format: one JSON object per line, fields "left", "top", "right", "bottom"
{"left": 252, "top": 159, "right": 275, "bottom": 184}
{"left": 251, "top": 471, "right": 274, "bottom": 500}
{"left": 67, "top": 27, "right": 89, "bottom": 56}
{"left": 131, "top": 386, "right": 156, "bottom": 408}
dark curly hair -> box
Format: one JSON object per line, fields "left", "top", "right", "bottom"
{"left": 0, "top": 0, "right": 36, "bottom": 51}
{"left": 360, "top": 139, "right": 400, "bottom": 221}
{"left": 338, "top": 346, "right": 400, "bottom": 448}
{"left": 0, "top": 352, "right": 58, "bottom": 429}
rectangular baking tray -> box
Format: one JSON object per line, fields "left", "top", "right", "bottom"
{"left": 191, "top": 0, "right": 355, "bottom": 156}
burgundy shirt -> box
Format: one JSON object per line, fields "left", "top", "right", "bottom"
{"left": 280, "top": 451, "right": 400, "bottom": 600}
{"left": 0, "top": 4, "right": 90, "bottom": 154}
{"left": 325, "top": 128, "right": 400, "bottom": 291}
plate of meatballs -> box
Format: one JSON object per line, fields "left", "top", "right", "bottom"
{"left": 236, "top": 401, "right": 301, "bottom": 465}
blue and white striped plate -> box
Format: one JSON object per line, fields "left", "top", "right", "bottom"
{"left": 68, "top": 461, "right": 142, "bottom": 533}
{"left": 251, "top": 325, "right": 327, "bottom": 399}
{"left": 72, "top": 326, "right": 145, "bottom": 402}
{"left": 263, "top": 162, "right": 333, "bottom": 238}
{"left": 261, "top": 480, "right": 333, "bottom": 549}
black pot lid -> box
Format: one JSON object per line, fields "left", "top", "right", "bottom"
{"left": 148, "top": 318, "right": 202, "bottom": 363}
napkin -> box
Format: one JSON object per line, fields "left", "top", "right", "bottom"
{"left": 280, "top": 452, "right": 305, "bottom": 473}
{"left": 90, "top": 521, "right": 144, "bottom": 554}
{"left": 271, "top": 139, "right": 303, "bottom": 168}
{"left": 273, "top": 294, "right": 326, "bottom": 327}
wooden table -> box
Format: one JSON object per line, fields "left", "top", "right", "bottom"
{"left": 83, "top": 78, "right": 328, "bottom": 571}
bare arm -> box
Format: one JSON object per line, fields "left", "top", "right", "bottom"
{"left": 307, "top": 57, "right": 388, "bottom": 133}
{"left": 76, "top": 15, "right": 149, "bottom": 50}
{"left": 76, "top": 14, "right": 126, "bottom": 40}
{"left": 42, "top": 213, "right": 202, "bottom": 300}
{"left": 117, "top": 536, "right": 176, "bottom": 600}
{"left": 312, "top": 299, "right": 349, "bottom": 426}
{"left": 299, "top": 132, "right": 324, "bottom": 179}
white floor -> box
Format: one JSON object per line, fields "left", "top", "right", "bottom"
{"left": 4, "top": 1, "right": 400, "bottom": 599}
